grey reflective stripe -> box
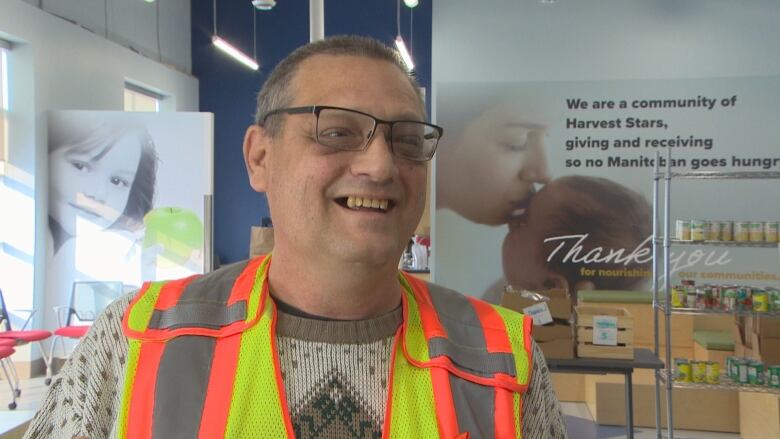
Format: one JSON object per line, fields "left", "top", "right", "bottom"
{"left": 148, "top": 301, "right": 247, "bottom": 330}
{"left": 428, "top": 337, "right": 516, "bottom": 377}
{"left": 148, "top": 260, "right": 252, "bottom": 330}
{"left": 449, "top": 374, "right": 496, "bottom": 439}
{"left": 152, "top": 336, "right": 216, "bottom": 439}
{"left": 425, "top": 282, "right": 516, "bottom": 376}
{"left": 180, "top": 260, "right": 250, "bottom": 302}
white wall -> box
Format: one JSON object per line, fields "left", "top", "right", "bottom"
{"left": 22, "top": 0, "right": 192, "bottom": 74}
{"left": 0, "top": 0, "right": 197, "bottom": 365}
{"left": 431, "top": 0, "right": 780, "bottom": 295}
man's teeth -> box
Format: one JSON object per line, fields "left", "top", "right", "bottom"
{"left": 346, "top": 196, "right": 390, "bottom": 211}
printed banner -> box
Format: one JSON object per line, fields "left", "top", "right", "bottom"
{"left": 46, "top": 111, "right": 213, "bottom": 329}
{"left": 434, "top": 77, "right": 780, "bottom": 301}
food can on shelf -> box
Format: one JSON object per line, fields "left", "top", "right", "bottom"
{"left": 723, "top": 287, "right": 738, "bottom": 311}
{"left": 707, "top": 221, "right": 721, "bottom": 241}
{"left": 738, "top": 360, "right": 750, "bottom": 384}
{"left": 710, "top": 285, "right": 722, "bottom": 309}
{"left": 695, "top": 287, "right": 708, "bottom": 310}
{"left": 690, "top": 220, "right": 707, "bottom": 241}
{"left": 675, "top": 358, "right": 691, "bottom": 382}
{"left": 671, "top": 286, "right": 685, "bottom": 308}
{"left": 676, "top": 220, "right": 691, "bottom": 241}
{"left": 769, "top": 366, "right": 780, "bottom": 388}
{"left": 706, "top": 361, "right": 721, "bottom": 384}
{"left": 748, "top": 361, "right": 764, "bottom": 385}
{"left": 686, "top": 288, "right": 697, "bottom": 309}
{"left": 734, "top": 221, "right": 750, "bottom": 242}
{"left": 720, "top": 221, "right": 733, "bottom": 241}
{"left": 753, "top": 289, "right": 769, "bottom": 313}
{"left": 736, "top": 287, "right": 753, "bottom": 311}
{"left": 726, "top": 357, "right": 738, "bottom": 380}
{"left": 749, "top": 222, "right": 765, "bottom": 242}
{"left": 692, "top": 361, "right": 707, "bottom": 383}
{"left": 765, "top": 221, "right": 779, "bottom": 242}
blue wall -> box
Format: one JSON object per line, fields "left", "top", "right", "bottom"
{"left": 192, "top": 0, "right": 432, "bottom": 265}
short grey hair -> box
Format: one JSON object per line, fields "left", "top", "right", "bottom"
{"left": 255, "top": 35, "right": 425, "bottom": 137}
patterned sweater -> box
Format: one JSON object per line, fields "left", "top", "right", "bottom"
{"left": 24, "top": 294, "right": 567, "bottom": 439}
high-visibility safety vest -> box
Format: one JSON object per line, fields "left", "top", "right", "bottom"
{"left": 120, "top": 255, "right": 533, "bottom": 439}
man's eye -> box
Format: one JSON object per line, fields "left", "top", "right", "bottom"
{"left": 110, "top": 177, "right": 130, "bottom": 188}
{"left": 320, "top": 127, "right": 356, "bottom": 138}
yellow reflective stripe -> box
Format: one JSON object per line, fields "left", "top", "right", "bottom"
{"left": 117, "top": 339, "right": 143, "bottom": 439}
{"left": 387, "top": 341, "right": 440, "bottom": 438}
{"left": 224, "top": 274, "right": 291, "bottom": 437}
{"left": 243, "top": 256, "right": 268, "bottom": 324}
{"left": 491, "top": 305, "right": 531, "bottom": 386}
{"left": 127, "top": 282, "right": 165, "bottom": 332}
{"left": 399, "top": 275, "right": 431, "bottom": 363}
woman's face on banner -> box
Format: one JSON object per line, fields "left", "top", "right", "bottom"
{"left": 439, "top": 105, "right": 550, "bottom": 225}
{"left": 49, "top": 134, "right": 142, "bottom": 236}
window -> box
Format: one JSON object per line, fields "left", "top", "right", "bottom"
{"left": 124, "top": 83, "right": 161, "bottom": 112}
{"left": 0, "top": 44, "right": 9, "bottom": 174}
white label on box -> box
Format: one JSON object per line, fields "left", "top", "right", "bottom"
{"left": 523, "top": 302, "right": 553, "bottom": 326}
{"left": 593, "top": 315, "right": 618, "bottom": 346}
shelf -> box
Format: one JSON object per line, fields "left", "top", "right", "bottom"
{"left": 653, "top": 238, "right": 779, "bottom": 248}
{"left": 655, "top": 171, "right": 780, "bottom": 180}
{"left": 658, "top": 370, "right": 780, "bottom": 394}
{"left": 655, "top": 302, "right": 780, "bottom": 317}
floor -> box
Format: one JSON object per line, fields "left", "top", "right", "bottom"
{"left": 0, "top": 377, "right": 744, "bottom": 438}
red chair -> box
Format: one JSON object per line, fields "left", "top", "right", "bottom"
{"left": 48, "top": 281, "right": 123, "bottom": 383}
{"left": 0, "top": 288, "right": 52, "bottom": 395}
{"left": 0, "top": 338, "right": 17, "bottom": 409}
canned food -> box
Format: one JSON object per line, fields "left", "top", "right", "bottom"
{"left": 695, "top": 287, "right": 708, "bottom": 310}
{"left": 723, "top": 287, "right": 738, "bottom": 311}
{"left": 753, "top": 289, "right": 769, "bottom": 312}
{"left": 734, "top": 221, "right": 750, "bottom": 242}
{"left": 770, "top": 366, "right": 780, "bottom": 388}
{"left": 749, "top": 222, "right": 765, "bottom": 242}
{"left": 675, "top": 358, "right": 691, "bottom": 382}
{"left": 706, "top": 361, "right": 721, "bottom": 384}
{"left": 676, "top": 220, "right": 691, "bottom": 241}
{"left": 686, "top": 288, "right": 697, "bottom": 308}
{"left": 727, "top": 357, "right": 738, "bottom": 380}
{"left": 748, "top": 361, "right": 764, "bottom": 385}
{"left": 720, "top": 221, "right": 733, "bottom": 241}
{"left": 737, "top": 287, "right": 753, "bottom": 312}
{"left": 738, "top": 360, "right": 750, "bottom": 384}
{"left": 710, "top": 286, "right": 722, "bottom": 310}
{"left": 690, "top": 220, "right": 707, "bottom": 241}
{"left": 692, "top": 361, "right": 707, "bottom": 383}
{"left": 707, "top": 221, "right": 721, "bottom": 241}
{"left": 765, "top": 222, "right": 779, "bottom": 242}
{"left": 671, "top": 286, "right": 685, "bottom": 308}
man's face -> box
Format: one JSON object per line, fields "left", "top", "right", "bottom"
{"left": 258, "top": 55, "right": 427, "bottom": 267}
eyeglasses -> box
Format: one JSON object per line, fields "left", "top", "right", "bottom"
{"left": 262, "top": 105, "right": 443, "bottom": 162}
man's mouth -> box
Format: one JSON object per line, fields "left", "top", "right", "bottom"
{"left": 336, "top": 196, "right": 393, "bottom": 212}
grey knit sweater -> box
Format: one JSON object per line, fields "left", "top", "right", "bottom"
{"left": 24, "top": 294, "right": 567, "bottom": 439}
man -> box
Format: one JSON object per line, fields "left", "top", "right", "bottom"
{"left": 26, "top": 36, "right": 567, "bottom": 439}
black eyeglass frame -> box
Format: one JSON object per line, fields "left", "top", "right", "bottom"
{"left": 261, "top": 105, "right": 444, "bottom": 162}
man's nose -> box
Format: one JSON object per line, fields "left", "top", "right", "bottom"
{"left": 350, "top": 127, "right": 397, "bottom": 182}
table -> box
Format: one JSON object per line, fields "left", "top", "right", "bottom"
{"left": 545, "top": 348, "right": 663, "bottom": 439}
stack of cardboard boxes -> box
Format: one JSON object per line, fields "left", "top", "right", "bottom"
{"left": 501, "top": 288, "right": 574, "bottom": 359}
{"left": 734, "top": 315, "right": 780, "bottom": 364}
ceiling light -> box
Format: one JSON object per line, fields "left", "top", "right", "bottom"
{"left": 212, "top": 36, "right": 259, "bottom": 70}
{"left": 394, "top": 36, "right": 414, "bottom": 71}
{"left": 403, "top": 0, "right": 419, "bottom": 7}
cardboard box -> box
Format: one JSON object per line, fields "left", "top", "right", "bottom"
{"left": 740, "top": 391, "right": 780, "bottom": 439}
{"left": 733, "top": 318, "right": 780, "bottom": 363}
{"left": 502, "top": 289, "right": 575, "bottom": 359}
{"left": 746, "top": 314, "right": 780, "bottom": 336}
{"left": 501, "top": 288, "right": 572, "bottom": 321}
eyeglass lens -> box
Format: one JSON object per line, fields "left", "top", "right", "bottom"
{"left": 316, "top": 108, "right": 438, "bottom": 161}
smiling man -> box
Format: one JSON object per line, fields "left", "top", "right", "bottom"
{"left": 25, "top": 36, "right": 566, "bottom": 439}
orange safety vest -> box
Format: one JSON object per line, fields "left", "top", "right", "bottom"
{"left": 119, "top": 255, "right": 533, "bottom": 439}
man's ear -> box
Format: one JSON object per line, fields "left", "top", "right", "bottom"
{"left": 244, "top": 124, "right": 271, "bottom": 192}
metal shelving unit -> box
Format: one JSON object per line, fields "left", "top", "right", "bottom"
{"left": 651, "top": 151, "right": 780, "bottom": 439}
{"left": 654, "top": 303, "right": 780, "bottom": 318}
